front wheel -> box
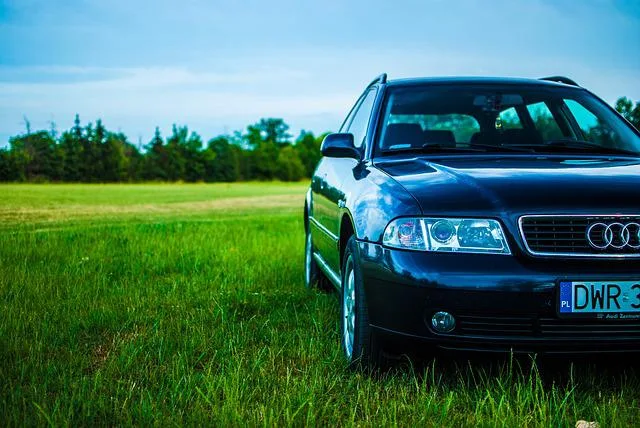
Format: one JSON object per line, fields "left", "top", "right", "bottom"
{"left": 304, "top": 227, "right": 318, "bottom": 288}
{"left": 340, "top": 236, "right": 385, "bottom": 369}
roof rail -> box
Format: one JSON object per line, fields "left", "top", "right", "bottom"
{"left": 539, "top": 76, "right": 579, "bottom": 86}
{"left": 368, "top": 73, "right": 387, "bottom": 87}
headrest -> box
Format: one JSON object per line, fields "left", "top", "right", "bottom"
{"left": 382, "top": 123, "right": 424, "bottom": 149}
{"left": 499, "top": 128, "right": 542, "bottom": 145}
{"left": 470, "top": 129, "right": 542, "bottom": 146}
{"left": 423, "top": 130, "right": 456, "bottom": 147}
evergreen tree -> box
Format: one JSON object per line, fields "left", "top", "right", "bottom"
{"left": 102, "top": 132, "right": 129, "bottom": 181}
{"left": 181, "top": 129, "right": 205, "bottom": 182}
{"left": 165, "top": 125, "right": 187, "bottom": 181}
{"left": 204, "top": 136, "right": 240, "bottom": 182}
{"left": 59, "top": 114, "right": 84, "bottom": 181}
{"left": 123, "top": 140, "right": 143, "bottom": 181}
{"left": 80, "top": 121, "right": 97, "bottom": 181}
{"left": 0, "top": 116, "right": 334, "bottom": 183}
{"left": 142, "top": 127, "right": 168, "bottom": 180}
{"left": 89, "top": 119, "right": 107, "bottom": 181}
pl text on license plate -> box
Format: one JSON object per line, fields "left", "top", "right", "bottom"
{"left": 559, "top": 281, "right": 640, "bottom": 315}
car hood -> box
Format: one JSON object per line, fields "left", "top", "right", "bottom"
{"left": 375, "top": 156, "right": 640, "bottom": 216}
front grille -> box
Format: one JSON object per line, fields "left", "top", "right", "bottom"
{"left": 519, "top": 215, "right": 640, "bottom": 257}
{"left": 456, "top": 314, "right": 640, "bottom": 339}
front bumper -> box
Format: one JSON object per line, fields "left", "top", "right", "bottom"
{"left": 357, "top": 241, "right": 640, "bottom": 354}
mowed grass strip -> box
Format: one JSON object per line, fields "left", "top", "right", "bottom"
{"left": 0, "top": 183, "right": 638, "bottom": 426}
{"left": 0, "top": 183, "right": 305, "bottom": 229}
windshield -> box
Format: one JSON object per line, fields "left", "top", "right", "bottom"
{"left": 376, "top": 84, "right": 640, "bottom": 157}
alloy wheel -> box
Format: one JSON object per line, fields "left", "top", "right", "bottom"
{"left": 304, "top": 231, "right": 312, "bottom": 286}
{"left": 342, "top": 259, "right": 356, "bottom": 359}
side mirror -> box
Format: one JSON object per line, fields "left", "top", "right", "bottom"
{"left": 320, "top": 133, "right": 361, "bottom": 159}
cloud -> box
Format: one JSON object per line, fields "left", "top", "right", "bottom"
{"left": 0, "top": 65, "right": 348, "bottom": 115}
{"left": 0, "top": 63, "right": 353, "bottom": 145}
{"left": 1, "top": 44, "right": 639, "bottom": 147}
{"left": 0, "top": 66, "right": 132, "bottom": 84}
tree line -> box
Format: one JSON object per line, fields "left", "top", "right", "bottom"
{"left": 0, "top": 116, "right": 326, "bottom": 182}
{"left": 1, "top": 97, "right": 638, "bottom": 183}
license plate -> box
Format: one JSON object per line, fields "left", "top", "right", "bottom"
{"left": 559, "top": 281, "right": 640, "bottom": 316}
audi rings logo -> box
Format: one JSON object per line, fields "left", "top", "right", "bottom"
{"left": 587, "top": 222, "right": 640, "bottom": 250}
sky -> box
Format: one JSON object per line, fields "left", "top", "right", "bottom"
{"left": 1, "top": 0, "right": 639, "bottom": 147}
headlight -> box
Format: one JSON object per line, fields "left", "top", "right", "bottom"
{"left": 382, "top": 217, "right": 511, "bottom": 254}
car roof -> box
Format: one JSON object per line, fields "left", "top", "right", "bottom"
{"left": 384, "top": 76, "right": 583, "bottom": 89}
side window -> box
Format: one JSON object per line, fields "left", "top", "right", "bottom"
{"left": 347, "top": 89, "right": 377, "bottom": 148}
{"left": 339, "top": 101, "right": 359, "bottom": 133}
{"left": 564, "top": 99, "right": 620, "bottom": 147}
{"left": 526, "top": 102, "right": 564, "bottom": 140}
{"left": 564, "top": 99, "right": 601, "bottom": 134}
{"left": 496, "top": 107, "right": 522, "bottom": 130}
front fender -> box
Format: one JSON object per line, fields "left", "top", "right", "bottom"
{"left": 344, "top": 164, "right": 421, "bottom": 243}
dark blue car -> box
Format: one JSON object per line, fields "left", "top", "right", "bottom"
{"left": 303, "top": 74, "right": 640, "bottom": 367}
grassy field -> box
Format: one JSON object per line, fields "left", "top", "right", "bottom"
{"left": 1, "top": 183, "right": 638, "bottom": 426}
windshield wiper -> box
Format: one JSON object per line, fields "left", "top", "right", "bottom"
{"left": 381, "top": 145, "right": 483, "bottom": 155}
{"left": 467, "top": 143, "right": 536, "bottom": 153}
{"left": 381, "top": 143, "right": 534, "bottom": 155}
{"left": 510, "top": 139, "right": 639, "bottom": 156}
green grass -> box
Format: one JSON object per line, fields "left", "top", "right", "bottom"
{"left": 1, "top": 183, "right": 638, "bottom": 426}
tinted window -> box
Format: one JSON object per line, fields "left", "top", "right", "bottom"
{"left": 347, "top": 89, "right": 377, "bottom": 148}
{"left": 527, "top": 102, "right": 563, "bottom": 140}
{"left": 497, "top": 107, "right": 522, "bottom": 130}
{"left": 565, "top": 99, "right": 599, "bottom": 133}
{"left": 377, "top": 85, "right": 639, "bottom": 155}
{"left": 564, "top": 99, "right": 620, "bottom": 147}
{"left": 387, "top": 114, "right": 480, "bottom": 143}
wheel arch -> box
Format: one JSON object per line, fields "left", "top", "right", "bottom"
{"left": 304, "top": 187, "right": 312, "bottom": 233}
{"left": 339, "top": 211, "right": 356, "bottom": 272}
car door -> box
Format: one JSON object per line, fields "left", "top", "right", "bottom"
{"left": 311, "top": 88, "right": 378, "bottom": 274}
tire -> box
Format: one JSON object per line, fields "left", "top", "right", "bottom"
{"left": 304, "top": 224, "right": 331, "bottom": 291}
{"left": 340, "top": 236, "right": 385, "bottom": 369}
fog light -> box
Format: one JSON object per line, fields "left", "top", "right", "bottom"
{"left": 431, "top": 311, "right": 456, "bottom": 333}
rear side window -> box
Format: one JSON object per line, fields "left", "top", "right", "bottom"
{"left": 565, "top": 99, "right": 601, "bottom": 134}
{"left": 497, "top": 107, "right": 522, "bottom": 130}
{"left": 347, "top": 89, "right": 377, "bottom": 148}
{"left": 564, "top": 99, "right": 620, "bottom": 148}
{"left": 527, "top": 102, "right": 564, "bottom": 140}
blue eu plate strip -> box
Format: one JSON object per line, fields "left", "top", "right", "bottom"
{"left": 559, "top": 281, "right": 573, "bottom": 313}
